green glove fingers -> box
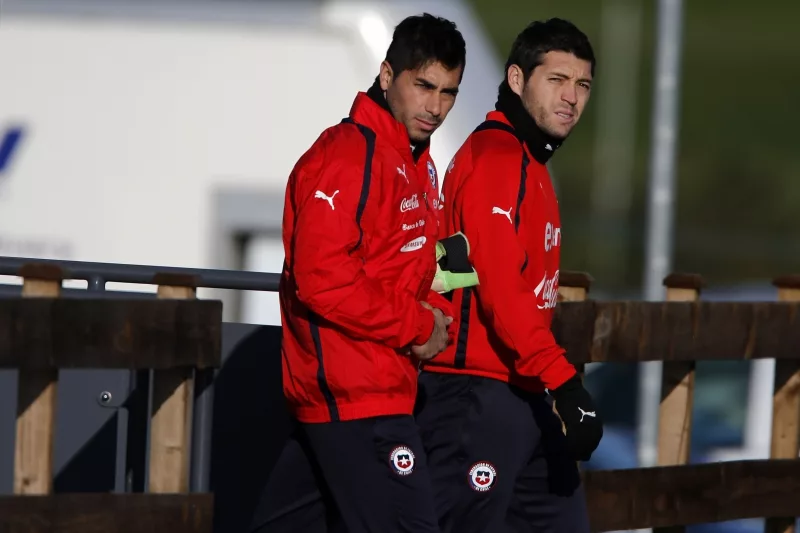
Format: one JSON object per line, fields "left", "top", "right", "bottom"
{"left": 431, "top": 264, "right": 480, "bottom": 294}
{"left": 431, "top": 231, "right": 479, "bottom": 293}
{"left": 436, "top": 240, "right": 447, "bottom": 263}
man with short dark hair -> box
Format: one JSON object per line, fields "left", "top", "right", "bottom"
{"left": 250, "top": 13, "right": 466, "bottom": 533}
{"left": 416, "top": 18, "right": 603, "bottom": 533}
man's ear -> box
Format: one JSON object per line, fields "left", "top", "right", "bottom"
{"left": 379, "top": 61, "right": 394, "bottom": 91}
{"left": 507, "top": 64, "right": 525, "bottom": 96}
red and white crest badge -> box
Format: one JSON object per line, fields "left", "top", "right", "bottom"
{"left": 389, "top": 446, "right": 416, "bottom": 476}
{"left": 468, "top": 461, "right": 497, "bottom": 492}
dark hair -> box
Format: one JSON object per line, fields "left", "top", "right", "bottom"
{"left": 504, "top": 18, "right": 595, "bottom": 81}
{"left": 384, "top": 13, "right": 466, "bottom": 78}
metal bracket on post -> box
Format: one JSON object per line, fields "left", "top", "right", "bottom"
{"left": 86, "top": 274, "right": 134, "bottom": 494}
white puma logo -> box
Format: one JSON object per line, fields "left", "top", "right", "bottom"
{"left": 314, "top": 189, "right": 339, "bottom": 210}
{"left": 492, "top": 206, "right": 513, "bottom": 224}
{"left": 397, "top": 164, "right": 408, "bottom": 184}
{"left": 578, "top": 407, "right": 596, "bottom": 423}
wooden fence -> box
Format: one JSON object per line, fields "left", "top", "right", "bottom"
{"left": 0, "top": 264, "right": 221, "bottom": 532}
{"left": 556, "top": 271, "right": 800, "bottom": 533}
{"left": 1, "top": 263, "right": 799, "bottom": 532}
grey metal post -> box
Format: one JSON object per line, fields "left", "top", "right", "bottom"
{"left": 191, "top": 368, "right": 216, "bottom": 492}
{"left": 637, "top": 0, "right": 685, "bottom": 469}
{"left": 87, "top": 275, "right": 132, "bottom": 495}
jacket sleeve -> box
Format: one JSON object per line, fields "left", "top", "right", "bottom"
{"left": 459, "top": 151, "right": 576, "bottom": 390}
{"left": 422, "top": 157, "right": 456, "bottom": 322}
{"left": 290, "top": 139, "right": 435, "bottom": 349}
{"left": 424, "top": 290, "right": 455, "bottom": 318}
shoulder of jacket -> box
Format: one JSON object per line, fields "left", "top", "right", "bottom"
{"left": 290, "top": 123, "right": 377, "bottom": 190}
{"left": 467, "top": 128, "right": 524, "bottom": 176}
{"left": 322, "top": 121, "right": 376, "bottom": 151}
{"left": 472, "top": 125, "right": 522, "bottom": 153}
{"left": 300, "top": 123, "right": 373, "bottom": 168}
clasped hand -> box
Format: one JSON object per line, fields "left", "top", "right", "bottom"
{"left": 411, "top": 301, "right": 453, "bottom": 361}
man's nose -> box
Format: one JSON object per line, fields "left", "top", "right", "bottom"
{"left": 426, "top": 95, "right": 442, "bottom": 117}
{"left": 561, "top": 84, "right": 578, "bottom": 106}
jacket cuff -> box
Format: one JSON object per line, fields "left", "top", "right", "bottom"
{"left": 540, "top": 356, "right": 578, "bottom": 392}
{"left": 425, "top": 290, "right": 455, "bottom": 318}
{"left": 412, "top": 304, "right": 436, "bottom": 346}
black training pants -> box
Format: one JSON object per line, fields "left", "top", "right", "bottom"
{"left": 415, "top": 372, "right": 590, "bottom": 533}
{"left": 250, "top": 414, "right": 441, "bottom": 533}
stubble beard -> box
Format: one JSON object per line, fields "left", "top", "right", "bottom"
{"left": 526, "top": 97, "right": 569, "bottom": 142}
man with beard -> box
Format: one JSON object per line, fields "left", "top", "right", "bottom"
{"left": 250, "top": 13, "right": 466, "bottom": 533}
{"left": 416, "top": 18, "right": 603, "bottom": 533}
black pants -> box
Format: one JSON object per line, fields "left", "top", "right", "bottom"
{"left": 415, "top": 372, "right": 590, "bottom": 533}
{"left": 249, "top": 415, "right": 441, "bottom": 533}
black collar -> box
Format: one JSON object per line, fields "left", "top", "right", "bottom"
{"left": 495, "top": 82, "right": 561, "bottom": 165}
{"left": 367, "top": 77, "right": 429, "bottom": 163}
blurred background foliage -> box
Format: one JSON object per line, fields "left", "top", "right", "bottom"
{"left": 467, "top": 0, "right": 800, "bottom": 295}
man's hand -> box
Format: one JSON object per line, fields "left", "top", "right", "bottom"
{"left": 550, "top": 375, "right": 604, "bottom": 461}
{"left": 411, "top": 302, "right": 453, "bottom": 361}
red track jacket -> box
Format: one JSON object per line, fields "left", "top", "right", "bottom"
{"left": 279, "top": 91, "right": 453, "bottom": 423}
{"left": 422, "top": 111, "right": 577, "bottom": 393}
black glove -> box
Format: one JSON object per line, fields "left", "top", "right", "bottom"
{"left": 550, "top": 375, "right": 603, "bottom": 461}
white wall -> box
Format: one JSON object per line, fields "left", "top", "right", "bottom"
{"left": 240, "top": 235, "right": 285, "bottom": 326}
{"left": 0, "top": 10, "right": 366, "bottom": 266}
{"left": 0, "top": 5, "right": 372, "bottom": 270}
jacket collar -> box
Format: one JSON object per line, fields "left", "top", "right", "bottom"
{"left": 348, "top": 77, "right": 430, "bottom": 163}
{"left": 494, "top": 81, "right": 561, "bottom": 165}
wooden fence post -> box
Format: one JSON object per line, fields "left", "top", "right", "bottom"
{"left": 558, "top": 271, "right": 592, "bottom": 380}
{"left": 654, "top": 273, "right": 703, "bottom": 533}
{"left": 14, "top": 264, "right": 63, "bottom": 495}
{"left": 556, "top": 272, "right": 593, "bottom": 436}
{"left": 765, "top": 275, "right": 800, "bottom": 533}
{"left": 0, "top": 275, "right": 221, "bottom": 532}
{"left": 558, "top": 272, "right": 592, "bottom": 373}
{"left": 658, "top": 273, "right": 703, "bottom": 466}
{"left": 558, "top": 271, "right": 593, "bottom": 305}
{"left": 147, "top": 273, "right": 199, "bottom": 494}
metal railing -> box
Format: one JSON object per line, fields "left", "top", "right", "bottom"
{"left": 0, "top": 255, "right": 280, "bottom": 292}
{"left": 0, "top": 255, "right": 281, "bottom": 494}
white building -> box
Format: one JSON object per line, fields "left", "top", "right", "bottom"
{"left": 0, "top": 0, "right": 502, "bottom": 323}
